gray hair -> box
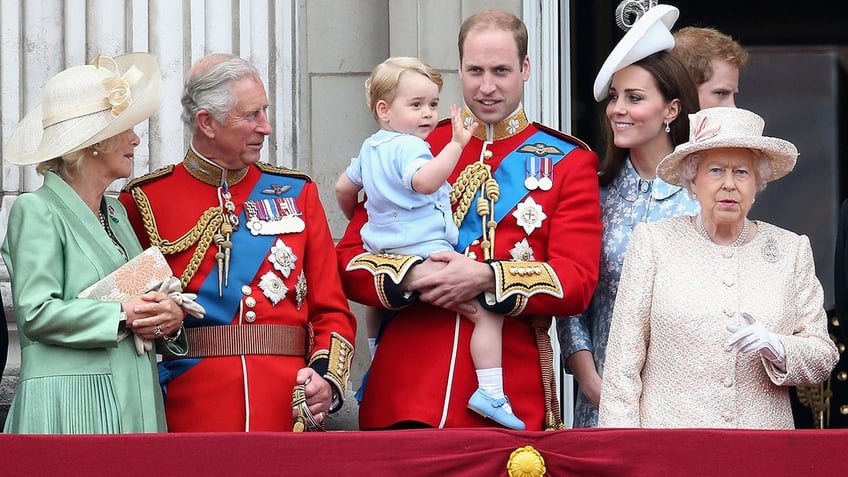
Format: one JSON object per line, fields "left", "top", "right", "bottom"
{"left": 678, "top": 149, "right": 773, "bottom": 198}
{"left": 181, "top": 54, "right": 262, "bottom": 129}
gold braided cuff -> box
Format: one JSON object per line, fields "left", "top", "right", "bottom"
{"left": 308, "top": 332, "right": 354, "bottom": 397}
{"left": 489, "top": 260, "right": 563, "bottom": 303}
{"left": 346, "top": 252, "right": 423, "bottom": 283}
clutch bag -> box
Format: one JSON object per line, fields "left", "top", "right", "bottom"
{"left": 77, "top": 247, "right": 173, "bottom": 301}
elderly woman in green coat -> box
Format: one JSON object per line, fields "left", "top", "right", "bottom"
{"left": 1, "top": 53, "right": 188, "bottom": 433}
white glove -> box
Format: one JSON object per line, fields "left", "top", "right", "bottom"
{"left": 725, "top": 313, "right": 786, "bottom": 370}
{"left": 132, "top": 277, "right": 206, "bottom": 356}
{"left": 157, "top": 276, "right": 206, "bottom": 319}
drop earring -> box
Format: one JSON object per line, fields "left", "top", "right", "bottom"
{"left": 664, "top": 121, "right": 671, "bottom": 133}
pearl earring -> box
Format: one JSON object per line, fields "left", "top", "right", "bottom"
{"left": 664, "top": 121, "right": 671, "bottom": 133}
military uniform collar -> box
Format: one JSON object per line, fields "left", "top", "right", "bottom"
{"left": 462, "top": 105, "right": 530, "bottom": 141}
{"left": 183, "top": 146, "right": 250, "bottom": 187}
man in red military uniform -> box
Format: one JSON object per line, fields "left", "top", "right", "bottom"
{"left": 337, "top": 10, "right": 601, "bottom": 430}
{"left": 121, "top": 54, "right": 355, "bottom": 432}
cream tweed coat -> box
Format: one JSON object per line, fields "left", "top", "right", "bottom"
{"left": 599, "top": 216, "right": 838, "bottom": 428}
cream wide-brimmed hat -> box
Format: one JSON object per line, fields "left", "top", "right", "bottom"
{"left": 593, "top": 2, "right": 679, "bottom": 101}
{"left": 4, "top": 52, "right": 162, "bottom": 165}
{"left": 656, "top": 107, "right": 798, "bottom": 186}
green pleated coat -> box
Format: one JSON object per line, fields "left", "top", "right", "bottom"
{"left": 2, "top": 172, "right": 166, "bottom": 433}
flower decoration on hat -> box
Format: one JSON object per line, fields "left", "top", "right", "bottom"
{"left": 94, "top": 55, "right": 135, "bottom": 117}
{"left": 690, "top": 113, "right": 721, "bottom": 143}
{"left": 103, "top": 76, "right": 132, "bottom": 117}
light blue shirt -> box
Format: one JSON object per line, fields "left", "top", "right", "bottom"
{"left": 346, "top": 130, "right": 457, "bottom": 257}
{"left": 556, "top": 158, "right": 700, "bottom": 427}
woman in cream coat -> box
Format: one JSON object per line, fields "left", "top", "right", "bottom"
{"left": 599, "top": 107, "right": 838, "bottom": 428}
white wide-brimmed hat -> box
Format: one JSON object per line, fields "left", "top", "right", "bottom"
{"left": 656, "top": 107, "right": 798, "bottom": 186}
{"left": 593, "top": 2, "right": 679, "bottom": 101}
{"left": 4, "top": 52, "right": 162, "bottom": 165}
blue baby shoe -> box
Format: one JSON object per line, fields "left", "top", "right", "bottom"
{"left": 467, "top": 388, "right": 526, "bottom": 430}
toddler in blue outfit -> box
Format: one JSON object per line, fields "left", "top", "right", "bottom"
{"left": 335, "top": 56, "right": 525, "bottom": 430}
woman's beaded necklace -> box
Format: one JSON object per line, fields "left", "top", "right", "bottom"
{"left": 696, "top": 215, "right": 749, "bottom": 247}
{"left": 99, "top": 209, "right": 129, "bottom": 261}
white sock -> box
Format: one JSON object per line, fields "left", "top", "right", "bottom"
{"left": 476, "top": 367, "right": 513, "bottom": 413}
{"left": 368, "top": 338, "right": 377, "bottom": 358}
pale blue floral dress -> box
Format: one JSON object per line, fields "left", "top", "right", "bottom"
{"left": 556, "top": 158, "right": 699, "bottom": 427}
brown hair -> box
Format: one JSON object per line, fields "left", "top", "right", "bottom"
{"left": 672, "top": 27, "right": 749, "bottom": 86}
{"left": 598, "top": 51, "right": 700, "bottom": 186}
{"left": 365, "top": 57, "right": 443, "bottom": 121}
{"left": 458, "top": 9, "right": 528, "bottom": 66}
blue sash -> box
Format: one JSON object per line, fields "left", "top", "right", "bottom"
{"left": 159, "top": 172, "right": 306, "bottom": 387}
{"left": 191, "top": 174, "right": 306, "bottom": 326}
{"left": 455, "top": 131, "right": 577, "bottom": 251}
{"left": 356, "top": 131, "right": 579, "bottom": 401}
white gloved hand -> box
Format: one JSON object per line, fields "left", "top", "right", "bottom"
{"left": 157, "top": 276, "right": 206, "bottom": 319}
{"left": 131, "top": 277, "right": 206, "bottom": 356}
{"left": 725, "top": 313, "right": 786, "bottom": 370}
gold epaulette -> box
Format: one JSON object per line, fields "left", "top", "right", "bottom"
{"left": 532, "top": 122, "right": 592, "bottom": 152}
{"left": 489, "top": 260, "right": 563, "bottom": 302}
{"left": 122, "top": 164, "right": 175, "bottom": 192}
{"left": 256, "top": 161, "right": 312, "bottom": 182}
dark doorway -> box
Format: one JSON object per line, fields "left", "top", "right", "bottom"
{"left": 564, "top": 0, "right": 848, "bottom": 429}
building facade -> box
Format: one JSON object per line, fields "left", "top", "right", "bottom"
{"left": 0, "top": 0, "right": 575, "bottom": 427}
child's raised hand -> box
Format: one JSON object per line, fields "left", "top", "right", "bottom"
{"left": 449, "top": 104, "right": 478, "bottom": 148}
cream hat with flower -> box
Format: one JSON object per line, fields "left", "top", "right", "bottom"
{"left": 4, "top": 52, "right": 162, "bottom": 165}
{"left": 593, "top": 1, "right": 679, "bottom": 101}
{"left": 656, "top": 107, "right": 798, "bottom": 186}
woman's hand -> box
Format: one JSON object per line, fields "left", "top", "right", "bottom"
{"left": 567, "top": 350, "right": 602, "bottom": 408}
{"left": 123, "top": 291, "right": 185, "bottom": 339}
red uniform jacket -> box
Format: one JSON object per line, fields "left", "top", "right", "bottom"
{"left": 337, "top": 108, "right": 601, "bottom": 430}
{"left": 121, "top": 150, "right": 356, "bottom": 432}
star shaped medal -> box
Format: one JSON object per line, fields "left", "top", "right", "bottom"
{"left": 512, "top": 197, "right": 547, "bottom": 235}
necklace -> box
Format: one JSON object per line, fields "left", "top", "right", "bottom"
{"left": 695, "top": 215, "right": 749, "bottom": 247}
{"left": 99, "top": 210, "right": 129, "bottom": 261}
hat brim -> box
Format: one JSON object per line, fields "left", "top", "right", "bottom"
{"left": 593, "top": 5, "right": 679, "bottom": 102}
{"left": 656, "top": 138, "right": 799, "bottom": 187}
{"left": 4, "top": 52, "right": 162, "bottom": 165}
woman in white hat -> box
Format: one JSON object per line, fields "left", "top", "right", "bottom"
{"left": 1, "top": 53, "right": 185, "bottom": 433}
{"left": 598, "top": 107, "right": 838, "bottom": 428}
{"left": 557, "top": 1, "right": 700, "bottom": 428}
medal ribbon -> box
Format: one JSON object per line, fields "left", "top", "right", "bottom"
{"left": 455, "top": 131, "right": 576, "bottom": 251}
{"left": 193, "top": 174, "right": 306, "bottom": 326}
